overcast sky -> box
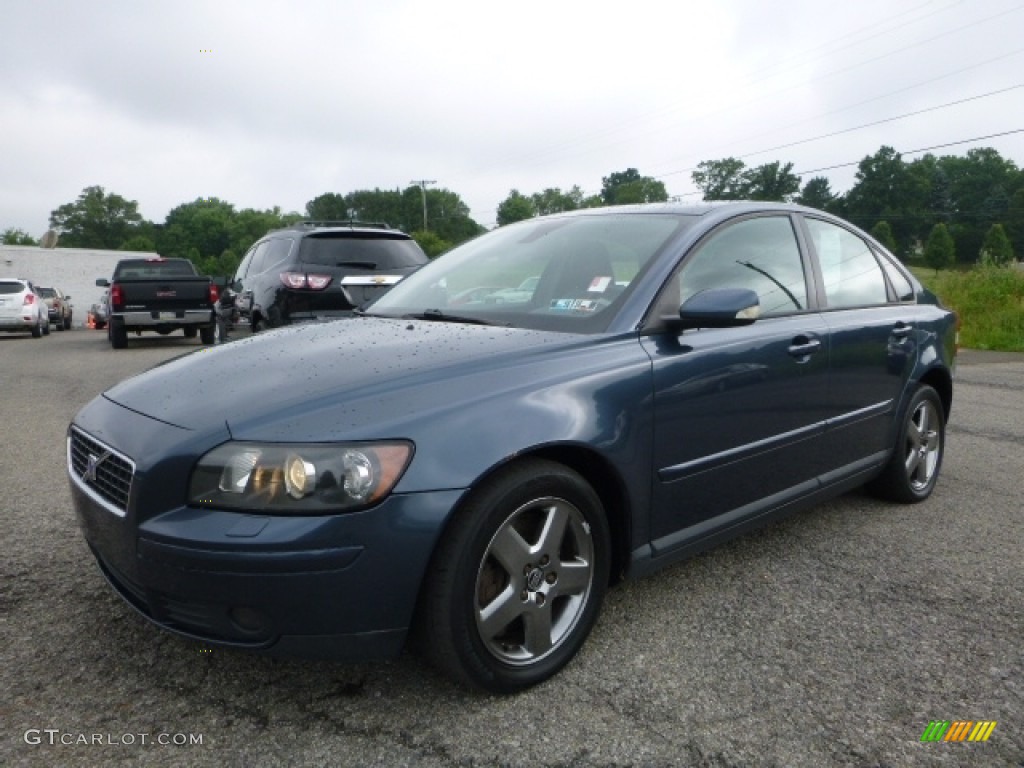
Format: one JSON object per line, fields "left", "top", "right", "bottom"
{"left": 2, "top": 0, "right": 1022, "bottom": 236}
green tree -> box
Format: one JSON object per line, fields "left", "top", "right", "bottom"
{"left": 305, "top": 193, "right": 350, "bottom": 221}
{"left": 796, "top": 176, "right": 837, "bottom": 211}
{"left": 870, "top": 221, "right": 898, "bottom": 254}
{"left": 601, "top": 168, "right": 667, "bottom": 205}
{"left": 924, "top": 223, "right": 955, "bottom": 273}
{"left": 1006, "top": 188, "right": 1024, "bottom": 259}
{"left": 741, "top": 161, "right": 800, "bottom": 202}
{"left": 1, "top": 227, "right": 37, "bottom": 245}
{"left": 158, "top": 197, "right": 236, "bottom": 262}
{"left": 496, "top": 190, "right": 536, "bottom": 226}
{"left": 119, "top": 235, "right": 156, "bottom": 252}
{"left": 980, "top": 223, "right": 1014, "bottom": 266}
{"left": 692, "top": 158, "right": 747, "bottom": 200}
{"left": 48, "top": 185, "right": 144, "bottom": 249}
{"left": 531, "top": 186, "right": 584, "bottom": 216}
{"left": 844, "top": 146, "right": 929, "bottom": 257}
{"left": 411, "top": 230, "right": 452, "bottom": 258}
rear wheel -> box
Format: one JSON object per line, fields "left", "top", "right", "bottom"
{"left": 63, "top": 315, "right": 72, "bottom": 330}
{"left": 42, "top": 319, "right": 50, "bottom": 336}
{"left": 417, "top": 458, "right": 610, "bottom": 693}
{"left": 199, "top": 324, "right": 216, "bottom": 344}
{"left": 31, "top": 318, "right": 42, "bottom": 338}
{"left": 868, "top": 384, "right": 945, "bottom": 503}
{"left": 109, "top": 319, "right": 127, "bottom": 349}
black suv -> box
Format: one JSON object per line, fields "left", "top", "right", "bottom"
{"left": 232, "top": 221, "right": 429, "bottom": 329}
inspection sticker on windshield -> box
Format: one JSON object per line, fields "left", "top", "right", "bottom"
{"left": 551, "top": 298, "right": 597, "bottom": 313}
{"left": 588, "top": 276, "right": 611, "bottom": 293}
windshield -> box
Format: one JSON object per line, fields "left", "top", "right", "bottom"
{"left": 367, "top": 213, "right": 691, "bottom": 333}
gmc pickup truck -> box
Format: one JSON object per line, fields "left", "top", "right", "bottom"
{"left": 97, "top": 257, "right": 218, "bottom": 349}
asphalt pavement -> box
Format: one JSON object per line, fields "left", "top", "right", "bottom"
{"left": 1, "top": 328, "right": 1021, "bottom": 768}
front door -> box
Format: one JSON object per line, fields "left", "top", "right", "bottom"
{"left": 642, "top": 214, "right": 830, "bottom": 553}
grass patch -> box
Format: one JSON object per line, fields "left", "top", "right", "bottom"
{"left": 910, "top": 264, "right": 1024, "bottom": 352}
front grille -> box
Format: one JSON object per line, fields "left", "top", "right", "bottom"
{"left": 69, "top": 427, "right": 135, "bottom": 516}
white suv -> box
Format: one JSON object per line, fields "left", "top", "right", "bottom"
{"left": 0, "top": 278, "right": 51, "bottom": 338}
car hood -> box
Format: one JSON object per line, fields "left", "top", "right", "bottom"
{"left": 103, "top": 317, "right": 581, "bottom": 435}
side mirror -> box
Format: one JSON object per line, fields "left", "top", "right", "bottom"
{"left": 674, "top": 288, "right": 760, "bottom": 330}
{"left": 96, "top": 278, "right": 110, "bottom": 287}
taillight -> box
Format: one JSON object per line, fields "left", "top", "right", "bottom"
{"left": 307, "top": 275, "right": 331, "bottom": 290}
{"left": 111, "top": 283, "right": 124, "bottom": 311}
{"left": 23, "top": 293, "right": 35, "bottom": 306}
{"left": 209, "top": 283, "right": 220, "bottom": 303}
{"left": 279, "top": 272, "right": 332, "bottom": 291}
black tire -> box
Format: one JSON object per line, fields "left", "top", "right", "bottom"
{"left": 867, "top": 384, "right": 945, "bottom": 503}
{"left": 64, "top": 315, "right": 72, "bottom": 330}
{"left": 31, "top": 318, "right": 42, "bottom": 338}
{"left": 110, "top": 319, "right": 128, "bottom": 349}
{"left": 56, "top": 317, "right": 65, "bottom": 331}
{"left": 417, "top": 458, "right": 610, "bottom": 693}
{"left": 199, "top": 324, "right": 216, "bottom": 344}
{"left": 42, "top": 320, "right": 50, "bottom": 336}
{"left": 183, "top": 327, "right": 198, "bottom": 338}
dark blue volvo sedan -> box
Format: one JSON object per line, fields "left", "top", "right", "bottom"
{"left": 68, "top": 203, "right": 957, "bottom": 692}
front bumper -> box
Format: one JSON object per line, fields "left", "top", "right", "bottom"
{"left": 68, "top": 401, "right": 463, "bottom": 660}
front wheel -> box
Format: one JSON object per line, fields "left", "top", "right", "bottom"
{"left": 868, "top": 384, "right": 945, "bottom": 503}
{"left": 417, "top": 458, "right": 610, "bottom": 693}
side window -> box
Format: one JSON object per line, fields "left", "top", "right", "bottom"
{"left": 875, "top": 248, "right": 915, "bottom": 302}
{"left": 234, "top": 246, "right": 256, "bottom": 280}
{"left": 806, "top": 218, "right": 888, "bottom": 308}
{"left": 263, "top": 238, "right": 294, "bottom": 270}
{"left": 668, "top": 216, "right": 808, "bottom": 318}
{"left": 247, "top": 242, "right": 273, "bottom": 276}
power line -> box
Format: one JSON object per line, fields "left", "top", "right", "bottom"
{"left": 794, "top": 128, "right": 1024, "bottom": 175}
{"left": 654, "top": 84, "right": 1024, "bottom": 181}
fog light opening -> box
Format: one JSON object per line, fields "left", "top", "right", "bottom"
{"left": 229, "top": 606, "right": 269, "bottom": 635}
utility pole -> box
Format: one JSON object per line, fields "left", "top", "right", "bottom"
{"left": 410, "top": 179, "right": 436, "bottom": 231}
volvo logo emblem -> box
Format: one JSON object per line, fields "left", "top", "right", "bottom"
{"left": 526, "top": 567, "right": 545, "bottom": 592}
{"left": 83, "top": 451, "right": 110, "bottom": 484}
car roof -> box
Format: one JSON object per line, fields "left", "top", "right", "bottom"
{"left": 265, "top": 220, "right": 412, "bottom": 238}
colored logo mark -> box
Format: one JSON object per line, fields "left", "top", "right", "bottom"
{"left": 920, "top": 720, "right": 997, "bottom": 742}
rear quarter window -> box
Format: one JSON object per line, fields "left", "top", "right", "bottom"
{"left": 0, "top": 282, "right": 25, "bottom": 294}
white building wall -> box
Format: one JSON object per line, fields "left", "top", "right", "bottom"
{"left": 0, "top": 246, "right": 158, "bottom": 327}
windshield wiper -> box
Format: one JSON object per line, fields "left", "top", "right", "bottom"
{"left": 402, "top": 309, "right": 505, "bottom": 326}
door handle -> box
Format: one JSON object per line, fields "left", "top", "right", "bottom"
{"left": 891, "top": 322, "right": 912, "bottom": 339}
{"left": 788, "top": 337, "right": 821, "bottom": 358}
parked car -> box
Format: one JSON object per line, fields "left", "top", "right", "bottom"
{"left": 0, "top": 278, "right": 50, "bottom": 337}
{"left": 87, "top": 294, "right": 108, "bottom": 330}
{"left": 232, "top": 220, "right": 428, "bottom": 330}
{"left": 68, "top": 203, "right": 957, "bottom": 693}
{"left": 37, "top": 286, "right": 73, "bottom": 330}
{"left": 97, "top": 257, "right": 217, "bottom": 348}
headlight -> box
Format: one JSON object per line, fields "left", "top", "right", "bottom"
{"left": 189, "top": 441, "right": 413, "bottom": 514}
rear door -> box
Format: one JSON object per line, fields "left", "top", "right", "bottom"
{"left": 801, "top": 216, "right": 919, "bottom": 467}
{"left": 642, "top": 214, "right": 831, "bottom": 553}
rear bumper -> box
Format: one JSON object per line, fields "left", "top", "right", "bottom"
{"left": 115, "top": 310, "right": 213, "bottom": 327}
{"left": 0, "top": 317, "right": 36, "bottom": 330}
